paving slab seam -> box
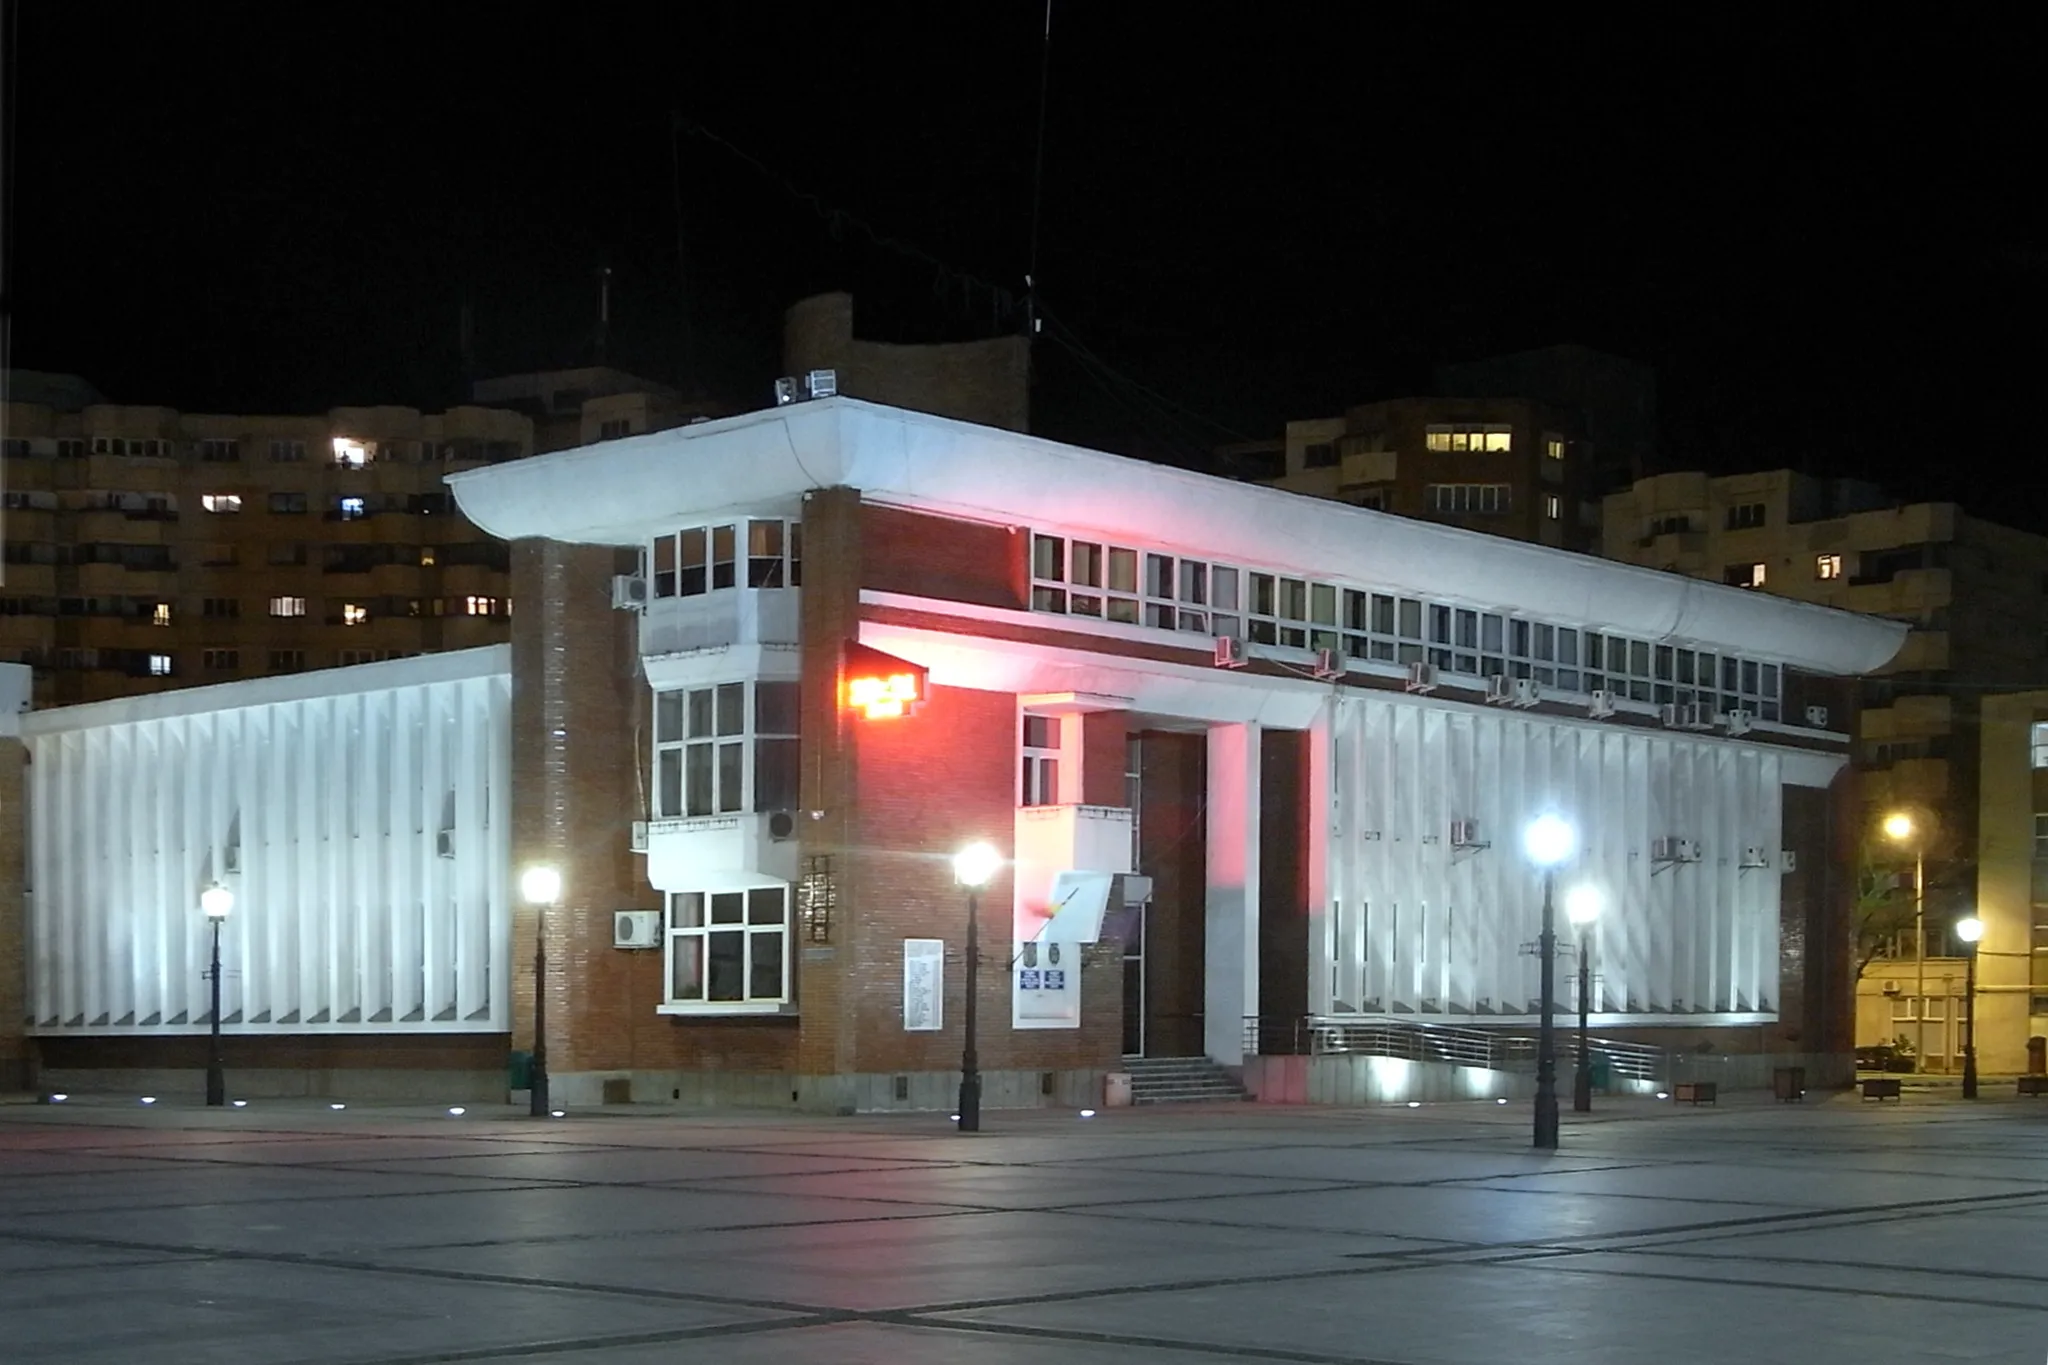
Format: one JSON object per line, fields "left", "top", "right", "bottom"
{"left": 1505, "top": 1255, "right": 2048, "bottom": 1314}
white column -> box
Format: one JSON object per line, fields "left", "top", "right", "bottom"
{"left": 1205, "top": 722, "right": 1261, "bottom": 1064}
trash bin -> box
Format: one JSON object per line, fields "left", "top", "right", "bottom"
{"left": 1104, "top": 1072, "right": 1133, "bottom": 1107}
{"left": 1589, "top": 1058, "right": 1612, "bottom": 1092}
{"left": 508, "top": 1050, "right": 533, "bottom": 1092}
{"left": 2029, "top": 1036, "right": 2046, "bottom": 1076}
{"left": 1773, "top": 1066, "right": 1806, "bottom": 1102}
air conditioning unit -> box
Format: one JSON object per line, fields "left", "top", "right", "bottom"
{"left": 1511, "top": 677, "right": 1541, "bottom": 708}
{"left": 1805, "top": 704, "right": 1830, "bottom": 728}
{"left": 1450, "top": 819, "right": 1484, "bottom": 849}
{"left": 1662, "top": 702, "right": 1714, "bottom": 731}
{"left": 1881, "top": 980, "right": 1901, "bottom": 996}
{"left": 767, "top": 811, "right": 797, "bottom": 841}
{"left": 1740, "top": 845, "right": 1771, "bottom": 869}
{"left": 1781, "top": 849, "right": 1798, "bottom": 873}
{"left": 1312, "top": 647, "right": 1341, "bottom": 681}
{"left": 805, "top": 368, "right": 838, "bottom": 399}
{"left": 773, "top": 376, "right": 802, "bottom": 406}
{"left": 1588, "top": 689, "right": 1617, "bottom": 719}
{"left": 435, "top": 830, "right": 455, "bottom": 859}
{"left": 613, "top": 910, "right": 660, "bottom": 949}
{"left": 1214, "top": 636, "right": 1248, "bottom": 669}
{"left": 1650, "top": 836, "right": 1681, "bottom": 863}
{"left": 629, "top": 820, "right": 649, "bottom": 854}
{"left": 1484, "top": 674, "right": 1516, "bottom": 706}
{"left": 1405, "top": 661, "right": 1439, "bottom": 693}
{"left": 1675, "top": 838, "right": 1703, "bottom": 863}
{"left": 1725, "top": 708, "right": 1755, "bottom": 736}
{"left": 611, "top": 574, "right": 649, "bottom": 611}
{"left": 221, "top": 845, "right": 241, "bottom": 875}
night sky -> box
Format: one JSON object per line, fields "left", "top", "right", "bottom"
{"left": 8, "top": 6, "right": 2043, "bottom": 523}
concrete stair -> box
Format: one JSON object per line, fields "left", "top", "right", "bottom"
{"left": 1124, "top": 1055, "right": 1249, "bottom": 1105}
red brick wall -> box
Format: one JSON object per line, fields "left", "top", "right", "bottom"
{"left": 1081, "top": 710, "right": 1128, "bottom": 806}
{"left": 1137, "top": 731, "right": 1207, "bottom": 1058}
{"left": 862, "top": 504, "right": 1027, "bottom": 610}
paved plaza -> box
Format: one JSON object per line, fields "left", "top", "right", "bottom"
{"left": 2, "top": 1088, "right": 2045, "bottom": 1364}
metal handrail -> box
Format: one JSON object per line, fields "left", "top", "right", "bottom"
{"left": 1243, "top": 1014, "right": 1668, "bottom": 1083}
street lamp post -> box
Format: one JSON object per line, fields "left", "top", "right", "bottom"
{"left": 521, "top": 865, "right": 562, "bottom": 1118}
{"left": 952, "top": 842, "right": 1001, "bottom": 1134}
{"left": 1882, "top": 812, "right": 1926, "bottom": 1073}
{"left": 1956, "top": 915, "right": 1983, "bottom": 1100}
{"left": 200, "top": 882, "right": 234, "bottom": 1106}
{"left": 1523, "top": 814, "right": 1575, "bottom": 1150}
{"left": 1566, "top": 885, "right": 1602, "bottom": 1114}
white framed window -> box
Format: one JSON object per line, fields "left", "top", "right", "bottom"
{"left": 202, "top": 649, "right": 238, "bottom": 671}
{"left": 268, "top": 439, "right": 307, "bottom": 463}
{"left": 1424, "top": 424, "right": 1513, "bottom": 452}
{"left": 1544, "top": 493, "right": 1562, "bottom": 520}
{"left": 652, "top": 680, "right": 800, "bottom": 819}
{"left": 199, "top": 439, "right": 239, "bottom": 463}
{"left": 1425, "top": 483, "right": 1512, "bottom": 514}
{"left": 1726, "top": 502, "right": 1766, "bottom": 530}
{"left": 332, "top": 438, "right": 371, "bottom": 468}
{"left": 1022, "top": 713, "right": 1061, "bottom": 806}
{"left": 147, "top": 653, "right": 172, "bottom": 676}
{"left": 1816, "top": 553, "right": 1843, "bottom": 580}
{"left": 1544, "top": 434, "right": 1565, "bottom": 461}
{"left": 2031, "top": 722, "right": 2048, "bottom": 769}
{"left": 201, "top": 494, "right": 242, "bottom": 514}
{"left": 665, "top": 885, "right": 789, "bottom": 1007}
{"left": 647, "top": 520, "right": 801, "bottom": 599}
{"left": 461, "top": 595, "right": 501, "bottom": 616}
{"left": 338, "top": 495, "right": 368, "bottom": 520}
{"left": 150, "top": 602, "right": 172, "bottom": 627}
{"left": 269, "top": 595, "right": 306, "bottom": 618}
{"left": 1725, "top": 562, "right": 1767, "bottom": 589}
{"left": 341, "top": 603, "right": 369, "bottom": 626}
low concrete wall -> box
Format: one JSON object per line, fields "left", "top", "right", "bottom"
{"left": 550, "top": 1067, "right": 1109, "bottom": 1114}
{"left": 1244, "top": 1050, "right": 1851, "bottom": 1105}
{"left": 37, "top": 1067, "right": 507, "bottom": 1103}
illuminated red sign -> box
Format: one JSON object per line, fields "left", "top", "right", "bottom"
{"left": 842, "top": 644, "right": 927, "bottom": 720}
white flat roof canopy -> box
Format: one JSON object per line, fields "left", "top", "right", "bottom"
{"left": 449, "top": 399, "right": 1906, "bottom": 677}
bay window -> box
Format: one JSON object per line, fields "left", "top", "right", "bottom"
{"left": 652, "top": 679, "right": 801, "bottom": 818}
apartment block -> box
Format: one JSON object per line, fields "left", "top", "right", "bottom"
{"left": 1255, "top": 396, "right": 1599, "bottom": 551}
{"left": 1603, "top": 469, "right": 2048, "bottom": 945}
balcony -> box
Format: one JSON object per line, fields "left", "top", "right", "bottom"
{"left": 643, "top": 813, "right": 799, "bottom": 892}
{"left": 1842, "top": 567, "right": 1952, "bottom": 616}
{"left": 640, "top": 588, "right": 799, "bottom": 659}
{"left": 1339, "top": 449, "right": 1397, "bottom": 488}
{"left": 1013, "top": 803, "right": 1133, "bottom": 933}
{"left": 1884, "top": 630, "right": 1950, "bottom": 673}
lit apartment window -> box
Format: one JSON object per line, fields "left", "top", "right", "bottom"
{"left": 270, "top": 596, "right": 307, "bottom": 618}
{"left": 338, "top": 496, "right": 368, "bottom": 520}
{"left": 2032, "top": 722, "right": 2048, "bottom": 769}
{"left": 341, "top": 603, "right": 369, "bottom": 626}
{"left": 147, "top": 654, "right": 172, "bottom": 676}
{"left": 1426, "top": 483, "right": 1513, "bottom": 514}
{"left": 1544, "top": 434, "right": 1565, "bottom": 461}
{"left": 666, "top": 887, "right": 789, "bottom": 1007}
{"left": 201, "top": 494, "right": 242, "bottom": 514}
{"left": 1726, "top": 502, "right": 1766, "bottom": 530}
{"left": 462, "top": 595, "right": 499, "bottom": 616}
{"left": 332, "top": 438, "right": 371, "bottom": 468}
{"left": 1424, "top": 424, "right": 1512, "bottom": 453}
{"left": 150, "top": 602, "right": 172, "bottom": 627}
{"left": 268, "top": 439, "right": 307, "bottom": 463}
{"left": 1816, "top": 553, "right": 1844, "bottom": 580}
{"left": 202, "top": 649, "right": 238, "bottom": 671}
{"left": 1724, "top": 562, "right": 1767, "bottom": 589}
{"left": 1544, "top": 494, "right": 1562, "bottom": 520}
{"left": 419, "top": 546, "right": 438, "bottom": 567}
{"left": 1021, "top": 714, "right": 1062, "bottom": 806}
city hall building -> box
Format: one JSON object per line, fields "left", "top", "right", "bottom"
{"left": 0, "top": 398, "right": 1906, "bottom": 1106}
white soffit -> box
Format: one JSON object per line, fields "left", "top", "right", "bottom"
{"left": 448, "top": 400, "right": 1906, "bottom": 676}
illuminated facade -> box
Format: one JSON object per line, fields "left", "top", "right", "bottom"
{"left": 1, "top": 399, "right": 1905, "bottom": 1103}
